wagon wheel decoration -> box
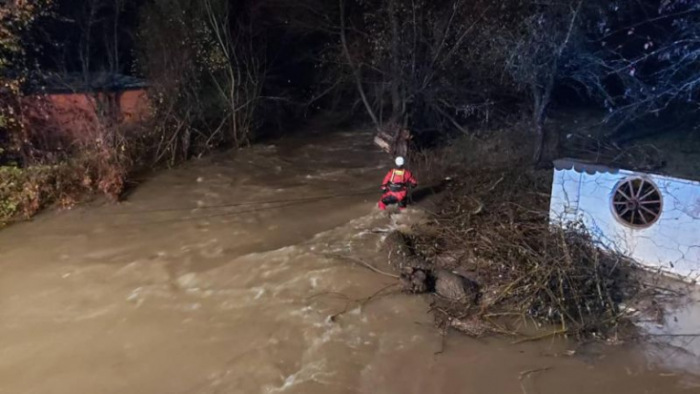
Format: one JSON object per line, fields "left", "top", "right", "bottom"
{"left": 612, "top": 177, "right": 663, "bottom": 228}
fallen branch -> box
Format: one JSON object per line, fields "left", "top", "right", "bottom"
{"left": 519, "top": 366, "right": 552, "bottom": 394}
{"left": 512, "top": 329, "right": 568, "bottom": 345}
{"left": 647, "top": 333, "right": 700, "bottom": 338}
{"left": 326, "top": 253, "right": 400, "bottom": 279}
{"left": 519, "top": 366, "right": 552, "bottom": 380}
{"left": 330, "top": 283, "right": 399, "bottom": 321}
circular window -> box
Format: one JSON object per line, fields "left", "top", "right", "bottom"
{"left": 611, "top": 177, "right": 663, "bottom": 228}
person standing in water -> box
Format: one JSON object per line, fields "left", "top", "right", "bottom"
{"left": 378, "top": 156, "right": 417, "bottom": 211}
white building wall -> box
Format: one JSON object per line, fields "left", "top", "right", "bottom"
{"left": 549, "top": 161, "right": 700, "bottom": 280}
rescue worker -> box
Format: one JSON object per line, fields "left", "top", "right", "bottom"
{"left": 378, "top": 156, "right": 417, "bottom": 211}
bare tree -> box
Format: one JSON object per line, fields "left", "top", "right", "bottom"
{"left": 136, "top": 0, "right": 268, "bottom": 164}
{"left": 1, "top": 0, "right": 52, "bottom": 164}
{"left": 203, "top": 0, "right": 264, "bottom": 148}
{"left": 497, "top": 1, "right": 586, "bottom": 163}
{"left": 136, "top": 0, "right": 206, "bottom": 164}
{"left": 331, "top": 0, "right": 503, "bottom": 154}
{"left": 338, "top": 0, "right": 379, "bottom": 130}
{"left": 595, "top": 0, "right": 700, "bottom": 132}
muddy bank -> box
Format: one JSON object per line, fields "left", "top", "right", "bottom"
{"left": 0, "top": 130, "right": 699, "bottom": 393}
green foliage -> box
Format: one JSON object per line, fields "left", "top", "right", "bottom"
{"left": 0, "top": 164, "right": 67, "bottom": 225}
{"left": 1, "top": 0, "right": 53, "bottom": 162}
{"left": 0, "top": 155, "right": 125, "bottom": 226}
{"left": 0, "top": 166, "right": 23, "bottom": 221}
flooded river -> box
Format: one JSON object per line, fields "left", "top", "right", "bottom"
{"left": 1, "top": 129, "right": 699, "bottom": 393}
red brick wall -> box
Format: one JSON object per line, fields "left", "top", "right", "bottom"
{"left": 118, "top": 89, "right": 151, "bottom": 123}
{"left": 22, "top": 89, "right": 151, "bottom": 138}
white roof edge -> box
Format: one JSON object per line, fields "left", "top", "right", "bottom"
{"left": 553, "top": 158, "right": 621, "bottom": 176}
{"left": 553, "top": 158, "right": 700, "bottom": 186}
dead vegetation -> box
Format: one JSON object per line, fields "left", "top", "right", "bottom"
{"left": 384, "top": 133, "right": 668, "bottom": 342}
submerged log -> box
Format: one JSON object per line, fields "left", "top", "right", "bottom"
{"left": 434, "top": 269, "right": 480, "bottom": 304}
{"left": 387, "top": 230, "right": 480, "bottom": 304}
{"left": 400, "top": 266, "right": 480, "bottom": 305}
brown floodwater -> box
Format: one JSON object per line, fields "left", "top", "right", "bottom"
{"left": 0, "top": 129, "right": 699, "bottom": 394}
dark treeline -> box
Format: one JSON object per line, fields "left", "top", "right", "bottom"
{"left": 0, "top": 0, "right": 699, "bottom": 220}
{"left": 6, "top": 0, "right": 700, "bottom": 158}
{"left": 287, "top": 0, "right": 700, "bottom": 162}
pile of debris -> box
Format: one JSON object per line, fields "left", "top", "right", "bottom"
{"left": 386, "top": 167, "right": 646, "bottom": 341}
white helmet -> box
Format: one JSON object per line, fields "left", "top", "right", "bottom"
{"left": 395, "top": 156, "right": 405, "bottom": 167}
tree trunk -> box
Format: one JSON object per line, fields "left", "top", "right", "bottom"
{"left": 339, "top": 0, "right": 380, "bottom": 130}
{"left": 532, "top": 114, "right": 545, "bottom": 164}
{"left": 531, "top": 78, "right": 552, "bottom": 164}
{"left": 388, "top": 0, "right": 402, "bottom": 123}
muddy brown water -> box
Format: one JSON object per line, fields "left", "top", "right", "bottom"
{"left": 1, "top": 130, "right": 699, "bottom": 394}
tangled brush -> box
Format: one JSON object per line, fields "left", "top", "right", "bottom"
{"left": 411, "top": 167, "right": 641, "bottom": 340}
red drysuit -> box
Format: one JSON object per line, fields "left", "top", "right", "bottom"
{"left": 378, "top": 168, "right": 417, "bottom": 210}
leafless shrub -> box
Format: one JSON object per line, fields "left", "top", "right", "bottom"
{"left": 595, "top": 0, "right": 700, "bottom": 130}
{"left": 137, "top": 0, "right": 265, "bottom": 165}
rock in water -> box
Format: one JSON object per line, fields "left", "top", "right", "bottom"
{"left": 399, "top": 267, "right": 431, "bottom": 293}
{"left": 434, "top": 269, "right": 479, "bottom": 304}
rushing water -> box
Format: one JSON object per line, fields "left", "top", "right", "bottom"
{"left": 0, "top": 129, "right": 698, "bottom": 394}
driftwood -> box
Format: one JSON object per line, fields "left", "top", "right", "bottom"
{"left": 399, "top": 265, "right": 480, "bottom": 305}
{"left": 374, "top": 123, "right": 411, "bottom": 157}
{"left": 374, "top": 133, "right": 392, "bottom": 153}
{"left": 448, "top": 315, "right": 489, "bottom": 337}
